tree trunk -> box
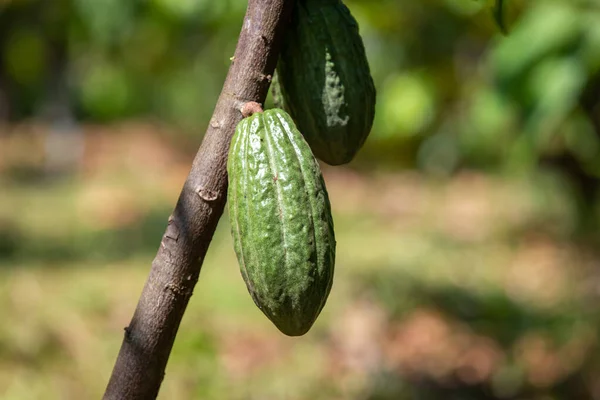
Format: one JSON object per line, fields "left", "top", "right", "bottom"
{"left": 103, "top": 1, "right": 294, "bottom": 398}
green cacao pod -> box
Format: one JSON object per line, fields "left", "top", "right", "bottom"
{"left": 277, "top": 0, "right": 376, "bottom": 166}
{"left": 227, "top": 108, "right": 336, "bottom": 336}
{"left": 269, "top": 72, "right": 286, "bottom": 111}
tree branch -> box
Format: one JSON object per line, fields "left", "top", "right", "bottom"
{"left": 103, "top": 1, "right": 294, "bottom": 398}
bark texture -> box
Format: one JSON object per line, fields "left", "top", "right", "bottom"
{"left": 103, "top": 1, "right": 295, "bottom": 398}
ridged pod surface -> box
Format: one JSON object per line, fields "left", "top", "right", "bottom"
{"left": 277, "top": 0, "right": 376, "bottom": 165}
{"left": 227, "top": 109, "right": 336, "bottom": 336}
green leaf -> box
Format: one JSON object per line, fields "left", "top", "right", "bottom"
{"left": 492, "top": 0, "right": 508, "bottom": 35}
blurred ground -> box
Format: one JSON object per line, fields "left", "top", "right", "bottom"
{"left": 1, "top": 125, "right": 600, "bottom": 399}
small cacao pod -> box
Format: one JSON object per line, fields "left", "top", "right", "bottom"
{"left": 277, "top": 0, "right": 376, "bottom": 165}
{"left": 227, "top": 108, "right": 336, "bottom": 336}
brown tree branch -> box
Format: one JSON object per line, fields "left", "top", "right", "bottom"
{"left": 103, "top": 1, "right": 294, "bottom": 398}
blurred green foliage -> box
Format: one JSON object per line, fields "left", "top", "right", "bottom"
{"left": 1, "top": 0, "right": 599, "bottom": 176}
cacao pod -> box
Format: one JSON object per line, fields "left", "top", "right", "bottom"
{"left": 227, "top": 108, "right": 336, "bottom": 336}
{"left": 269, "top": 72, "right": 286, "bottom": 111}
{"left": 277, "top": 0, "right": 376, "bottom": 165}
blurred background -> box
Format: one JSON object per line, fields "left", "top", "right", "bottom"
{"left": 1, "top": 0, "right": 600, "bottom": 398}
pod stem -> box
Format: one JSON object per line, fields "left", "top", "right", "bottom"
{"left": 241, "top": 101, "right": 264, "bottom": 117}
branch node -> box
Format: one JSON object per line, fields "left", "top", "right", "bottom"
{"left": 165, "top": 218, "right": 179, "bottom": 241}
{"left": 210, "top": 118, "right": 221, "bottom": 129}
{"left": 196, "top": 186, "right": 219, "bottom": 202}
{"left": 241, "top": 101, "right": 264, "bottom": 118}
{"left": 124, "top": 326, "right": 132, "bottom": 342}
{"left": 164, "top": 282, "right": 191, "bottom": 297}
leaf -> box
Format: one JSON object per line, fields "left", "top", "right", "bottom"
{"left": 492, "top": 0, "right": 508, "bottom": 35}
